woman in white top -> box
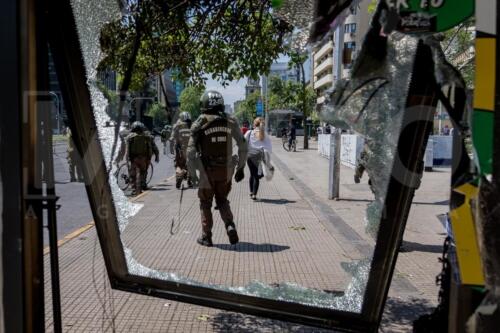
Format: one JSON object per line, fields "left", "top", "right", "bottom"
{"left": 244, "top": 117, "right": 273, "bottom": 200}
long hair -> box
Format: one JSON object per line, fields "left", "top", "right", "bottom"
{"left": 253, "top": 117, "right": 265, "bottom": 141}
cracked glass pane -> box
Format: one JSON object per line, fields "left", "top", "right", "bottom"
{"left": 68, "top": 0, "right": 420, "bottom": 315}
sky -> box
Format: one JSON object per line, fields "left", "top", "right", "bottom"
{"left": 204, "top": 79, "right": 246, "bottom": 107}
{"left": 204, "top": 54, "right": 292, "bottom": 107}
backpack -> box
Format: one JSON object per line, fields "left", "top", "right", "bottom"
{"left": 128, "top": 133, "right": 152, "bottom": 158}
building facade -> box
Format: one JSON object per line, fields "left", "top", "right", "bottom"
{"left": 245, "top": 78, "right": 261, "bottom": 98}
{"left": 269, "top": 62, "right": 299, "bottom": 82}
{"left": 312, "top": 0, "right": 372, "bottom": 106}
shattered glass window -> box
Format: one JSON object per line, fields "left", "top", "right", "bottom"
{"left": 67, "top": 0, "right": 433, "bottom": 318}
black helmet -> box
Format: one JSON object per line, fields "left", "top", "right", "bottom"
{"left": 200, "top": 90, "right": 224, "bottom": 113}
{"left": 131, "top": 121, "right": 145, "bottom": 133}
{"left": 179, "top": 111, "right": 191, "bottom": 122}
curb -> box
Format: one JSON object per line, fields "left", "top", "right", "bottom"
{"left": 43, "top": 174, "right": 176, "bottom": 254}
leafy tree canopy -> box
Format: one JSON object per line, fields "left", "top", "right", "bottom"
{"left": 146, "top": 102, "right": 168, "bottom": 127}
{"left": 179, "top": 86, "right": 204, "bottom": 119}
{"left": 99, "top": 0, "right": 292, "bottom": 94}
{"left": 235, "top": 91, "right": 261, "bottom": 124}
{"left": 267, "top": 76, "right": 315, "bottom": 116}
{"left": 441, "top": 18, "right": 475, "bottom": 88}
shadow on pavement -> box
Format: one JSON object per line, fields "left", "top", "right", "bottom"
{"left": 210, "top": 312, "right": 333, "bottom": 333}
{"left": 381, "top": 297, "right": 436, "bottom": 332}
{"left": 400, "top": 241, "right": 443, "bottom": 253}
{"left": 413, "top": 200, "right": 449, "bottom": 206}
{"left": 337, "top": 198, "right": 374, "bottom": 203}
{"left": 257, "top": 198, "right": 296, "bottom": 205}
{"left": 148, "top": 187, "right": 170, "bottom": 191}
{"left": 214, "top": 242, "right": 290, "bottom": 253}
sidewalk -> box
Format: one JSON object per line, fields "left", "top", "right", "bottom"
{"left": 45, "top": 137, "right": 449, "bottom": 332}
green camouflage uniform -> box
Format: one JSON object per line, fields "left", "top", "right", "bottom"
{"left": 187, "top": 112, "right": 247, "bottom": 241}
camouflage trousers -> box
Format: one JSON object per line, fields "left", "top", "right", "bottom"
{"left": 129, "top": 156, "right": 149, "bottom": 193}
{"left": 175, "top": 152, "right": 190, "bottom": 182}
{"left": 198, "top": 165, "right": 235, "bottom": 237}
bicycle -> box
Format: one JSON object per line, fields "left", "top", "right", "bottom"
{"left": 116, "top": 161, "right": 154, "bottom": 191}
{"left": 282, "top": 134, "right": 297, "bottom": 152}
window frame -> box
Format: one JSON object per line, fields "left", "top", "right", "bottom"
{"left": 46, "top": 1, "right": 438, "bottom": 332}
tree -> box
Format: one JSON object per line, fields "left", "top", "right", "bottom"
{"left": 179, "top": 86, "right": 204, "bottom": 119}
{"left": 96, "top": 82, "right": 120, "bottom": 121}
{"left": 441, "top": 18, "right": 475, "bottom": 87}
{"left": 267, "top": 75, "right": 316, "bottom": 138}
{"left": 288, "top": 50, "right": 311, "bottom": 149}
{"left": 146, "top": 102, "right": 168, "bottom": 127}
{"left": 99, "top": 0, "right": 291, "bottom": 112}
{"left": 235, "top": 91, "right": 261, "bottom": 124}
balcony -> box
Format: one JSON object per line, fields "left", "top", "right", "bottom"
{"left": 314, "top": 74, "right": 333, "bottom": 90}
{"left": 317, "top": 95, "right": 326, "bottom": 104}
{"left": 313, "top": 41, "right": 333, "bottom": 63}
{"left": 314, "top": 57, "right": 333, "bottom": 76}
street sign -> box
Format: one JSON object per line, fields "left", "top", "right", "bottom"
{"left": 390, "top": 0, "right": 474, "bottom": 34}
{"left": 256, "top": 100, "right": 263, "bottom": 116}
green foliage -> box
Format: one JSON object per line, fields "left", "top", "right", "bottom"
{"left": 179, "top": 86, "right": 204, "bottom": 119}
{"left": 441, "top": 18, "right": 475, "bottom": 87}
{"left": 146, "top": 102, "right": 167, "bottom": 127}
{"left": 99, "top": 1, "right": 292, "bottom": 94}
{"left": 97, "top": 82, "right": 120, "bottom": 121}
{"left": 267, "top": 76, "right": 315, "bottom": 116}
{"left": 235, "top": 91, "right": 261, "bottom": 124}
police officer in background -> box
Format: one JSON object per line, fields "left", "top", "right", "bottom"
{"left": 143, "top": 126, "right": 160, "bottom": 190}
{"left": 126, "top": 121, "right": 156, "bottom": 195}
{"left": 170, "top": 112, "right": 192, "bottom": 189}
{"left": 187, "top": 91, "right": 247, "bottom": 247}
{"left": 66, "top": 127, "right": 84, "bottom": 182}
{"left": 160, "top": 124, "right": 172, "bottom": 155}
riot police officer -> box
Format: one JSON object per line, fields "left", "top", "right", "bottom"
{"left": 170, "top": 112, "right": 193, "bottom": 189}
{"left": 187, "top": 91, "right": 247, "bottom": 247}
{"left": 66, "top": 127, "right": 84, "bottom": 182}
{"left": 160, "top": 124, "right": 172, "bottom": 155}
{"left": 126, "top": 121, "right": 154, "bottom": 195}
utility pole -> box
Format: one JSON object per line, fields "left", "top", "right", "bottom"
{"left": 328, "top": 24, "right": 345, "bottom": 200}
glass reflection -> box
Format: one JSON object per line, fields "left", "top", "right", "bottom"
{"left": 69, "top": 0, "right": 414, "bottom": 313}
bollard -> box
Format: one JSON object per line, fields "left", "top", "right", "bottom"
{"left": 328, "top": 129, "right": 341, "bottom": 199}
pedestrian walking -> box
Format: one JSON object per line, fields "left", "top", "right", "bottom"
{"left": 170, "top": 112, "right": 193, "bottom": 189}
{"left": 187, "top": 90, "right": 247, "bottom": 247}
{"left": 126, "top": 121, "right": 155, "bottom": 195}
{"left": 245, "top": 117, "right": 273, "bottom": 200}
{"left": 66, "top": 127, "right": 84, "bottom": 182}
{"left": 288, "top": 120, "right": 297, "bottom": 151}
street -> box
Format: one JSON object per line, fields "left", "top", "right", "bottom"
{"left": 47, "top": 136, "right": 174, "bottom": 245}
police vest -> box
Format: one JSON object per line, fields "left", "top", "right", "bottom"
{"left": 198, "top": 116, "right": 233, "bottom": 166}
{"left": 128, "top": 133, "right": 152, "bottom": 158}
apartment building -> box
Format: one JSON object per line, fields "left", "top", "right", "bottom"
{"left": 312, "top": 0, "right": 372, "bottom": 106}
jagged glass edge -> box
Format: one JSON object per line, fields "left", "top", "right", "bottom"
{"left": 70, "top": 0, "right": 370, "bottom": 313}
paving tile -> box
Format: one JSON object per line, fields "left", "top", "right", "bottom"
{"left": 45, "top": 138, "right": 448, "bottom": 332}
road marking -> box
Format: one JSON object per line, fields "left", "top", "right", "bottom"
{"left": 43, "top": 221, "right": 95, "bottom": 255}
{"left": 43, "top": 174, "right": 176, "bottom": 254}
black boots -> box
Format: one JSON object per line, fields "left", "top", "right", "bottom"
{"left": 197, "top": 234, "right": 213, "bottom": 247}
{"left": 225, "top": 222, "right": 239, "bottom": 245}
{"left": 197, "top": 224, "right": 239, "bottom": 247}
